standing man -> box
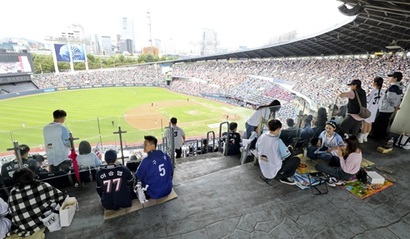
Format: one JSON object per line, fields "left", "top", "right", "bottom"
{"left": 136, "top": 136, "right": 173, "bottom": 199}
{"left": 96, "top": 150, "right": 135, "bottom": 210}
{"left": 43, "top": 109, "right": 71, "bottom": 172}
{"left": 165, "top": 117, "right": 185, "bottom": 158}
{"left": 372, "top": 71, "right": 404, "bottom": 140}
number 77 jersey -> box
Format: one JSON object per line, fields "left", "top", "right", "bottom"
{"left": 136, "top": 150, "right": 174, "bottom": 199}
{"left": 96, "top": 164, "right": 135, "bottom": 210}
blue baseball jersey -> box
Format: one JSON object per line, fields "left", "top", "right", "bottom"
{"left": 96, "top": 164, "right": 134, "bottom": 210}
{"left": 136, "top": 150, "right": 173, "bottom": 199}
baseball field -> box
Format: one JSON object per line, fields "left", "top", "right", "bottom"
{"left": 0, "top": 87, "right": 252, "bottom": 154}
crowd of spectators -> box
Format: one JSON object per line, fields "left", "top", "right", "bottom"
{"left": 8, "top": 54, "right": 410, "bottom": 124}
{"left": 31, "top": 65, "right": 164, "bottom": 89}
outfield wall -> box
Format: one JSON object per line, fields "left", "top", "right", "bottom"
{"left": 0, "top": 83, "right": 163, "bottom": 100}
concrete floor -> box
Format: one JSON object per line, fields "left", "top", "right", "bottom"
{"left": 48, "top": 138, "right": 410, "bottom": 239}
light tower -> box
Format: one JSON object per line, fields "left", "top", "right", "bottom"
{"left": 147, "top": 11, "right": 153, "bottom": 47}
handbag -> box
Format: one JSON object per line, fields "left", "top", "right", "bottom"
{"left": 354, "top": 90, "right": 371, "bottom": 118}
{"left": 40, "top": 203, "right": 61, "bottom": 232}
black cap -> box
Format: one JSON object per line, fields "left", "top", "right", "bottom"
{"left": 387, "top": 71, "right": 403, "bottom": 81}
{"left": 347, "top": 79, "right": 362, "bottom": 88}
{"left": 19, "top": 144, "right": 30, "bottom": 156}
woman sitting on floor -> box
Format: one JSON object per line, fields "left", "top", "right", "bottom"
{"left": 307, "top": 121, "right": 345, "bottom": 161}
{"left": 315, "top": 134, "right": 362, "bottom": 186}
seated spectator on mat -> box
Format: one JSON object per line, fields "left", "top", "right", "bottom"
{"left": 77, "top": 140, "right": 101, "bottom": 168}
{"left": 1, "top": 144, "right": 40, "bottom": 183}
{"left": 136, "top": 136, "right": 173, "bottom": 199}
{"left": 256, "top": 119, "right": 300, "bottom": 186}
{"left": 221, "top": 122, "right": 242, "bottom": 156}
{"left": 307, "top": 121, "right": 345, "bottom": 161}
{"left": 315, "top": 134, "right": 362, "bottom": 184}
{"left": 280, "top": 118, "right": 299, "bottom": 147}
{"left": 96, "top": 150, "right": 135, "bottom": 210}
{"left": 8, "top": 168, "right": 66, "bottom": 237}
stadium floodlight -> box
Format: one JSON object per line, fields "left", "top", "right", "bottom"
{"left": 338, "top": 3, "right": 364, "bottom": 16}
{"left": 385, "top": 40, "right": 404, "bottom": 50}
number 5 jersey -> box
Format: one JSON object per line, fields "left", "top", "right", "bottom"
{"left": 136, "top": 150, "right": 173, "bottom": 199}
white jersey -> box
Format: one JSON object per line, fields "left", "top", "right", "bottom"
{"left": 256, "top": 132, "right": 291, "bottom": 179}
{"left": 365, "top": 88, "right": 384, "bottom": 123}
{"left": 165, "top": 125, "right": 185, "bottom": 149}
{"left": 43, "top": 122, "right": 71, "bottom": 166}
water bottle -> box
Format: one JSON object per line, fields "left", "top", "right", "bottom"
{"left": 386, "top": 137, "right": 394, "bottom": 149}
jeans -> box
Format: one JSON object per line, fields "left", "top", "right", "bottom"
{"left": 315, "top": 164, "right": 353, "bottom": 181}
{"left": 307, "top": 146, "right": 333, "bottom": 161}
{"left": 245, "top": 122, "right": 257, "bottom": 149}
{"left": 245, "top": 122, "right": 256, "bottom": 139}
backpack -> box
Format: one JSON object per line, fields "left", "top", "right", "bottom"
{"left": 356, "top": 167, "right": 368, "bottom": 184}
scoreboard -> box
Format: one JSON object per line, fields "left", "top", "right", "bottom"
{"left": 0, "top": 52, "right": 34, "bottom": 76}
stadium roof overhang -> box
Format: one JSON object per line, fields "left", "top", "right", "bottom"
{"left": 170, "top": 0, "right": 410, "bottom": 63}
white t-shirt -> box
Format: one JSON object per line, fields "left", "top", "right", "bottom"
{"left": 43, "top": 122, "right": 71, "bottom": 166}
{"left": 77, "top": 152, "right": 101, "bottom": 167}
{"left": 165, "top": 125, "right": 185, "bottom": 149}
{"left": 256, "top": 132, "right": 291, "bottom": 179}
{"left": 246, "top": 108, "right": 270, "bottom": 126}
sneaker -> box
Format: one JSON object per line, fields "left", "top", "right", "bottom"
{"left": 335, "top": 180, "right": 345, "bottom": 186}
{"left": 327, "top": 177, "right": 337, "bottom": 187}
{"left": 278, "top": 177, "right": 297, "bottom": 186}
{"left": 260, "top": 175, "right": 275, "bottom": 185}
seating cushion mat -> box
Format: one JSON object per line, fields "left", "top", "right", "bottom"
{"left": 104, "top": 188, "right": 178, "bottom": 220}
{"left": 342, "top": 180, "right": 393, "bottom": 199}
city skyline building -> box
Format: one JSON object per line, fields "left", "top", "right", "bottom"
{"left": 121, "top": 17, "right": 135, "bottom": 53}
{"left": 200, "top": 28, "right": 218, "bottom": 56}
{"left": 101, "top": 36, "right": 113, "bottom": 55}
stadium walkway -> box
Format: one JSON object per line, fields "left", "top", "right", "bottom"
{"left": 50, "top": 139, "right": 410, "bottom": 239}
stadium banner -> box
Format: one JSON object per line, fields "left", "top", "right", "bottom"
{"left": 54, "top": 44, "right": 86, "bottom": 62}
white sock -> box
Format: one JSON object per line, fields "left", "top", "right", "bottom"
{"left": 358, "top": 133, "right": 364, "bottom": 143}
{"left": 363, "top": 133, "right": 369, "bottom": 142}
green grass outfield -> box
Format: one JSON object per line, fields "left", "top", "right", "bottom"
{"left": 0, "top": 87, "right": 252, "bottom": 154}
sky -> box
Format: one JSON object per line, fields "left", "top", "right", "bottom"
{"left": 0, "top": 0, "right": 354, "bottom": 51}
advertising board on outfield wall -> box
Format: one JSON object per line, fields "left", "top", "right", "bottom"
{"left": 0, "top": 83, "right": 162, "bottom": 100}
